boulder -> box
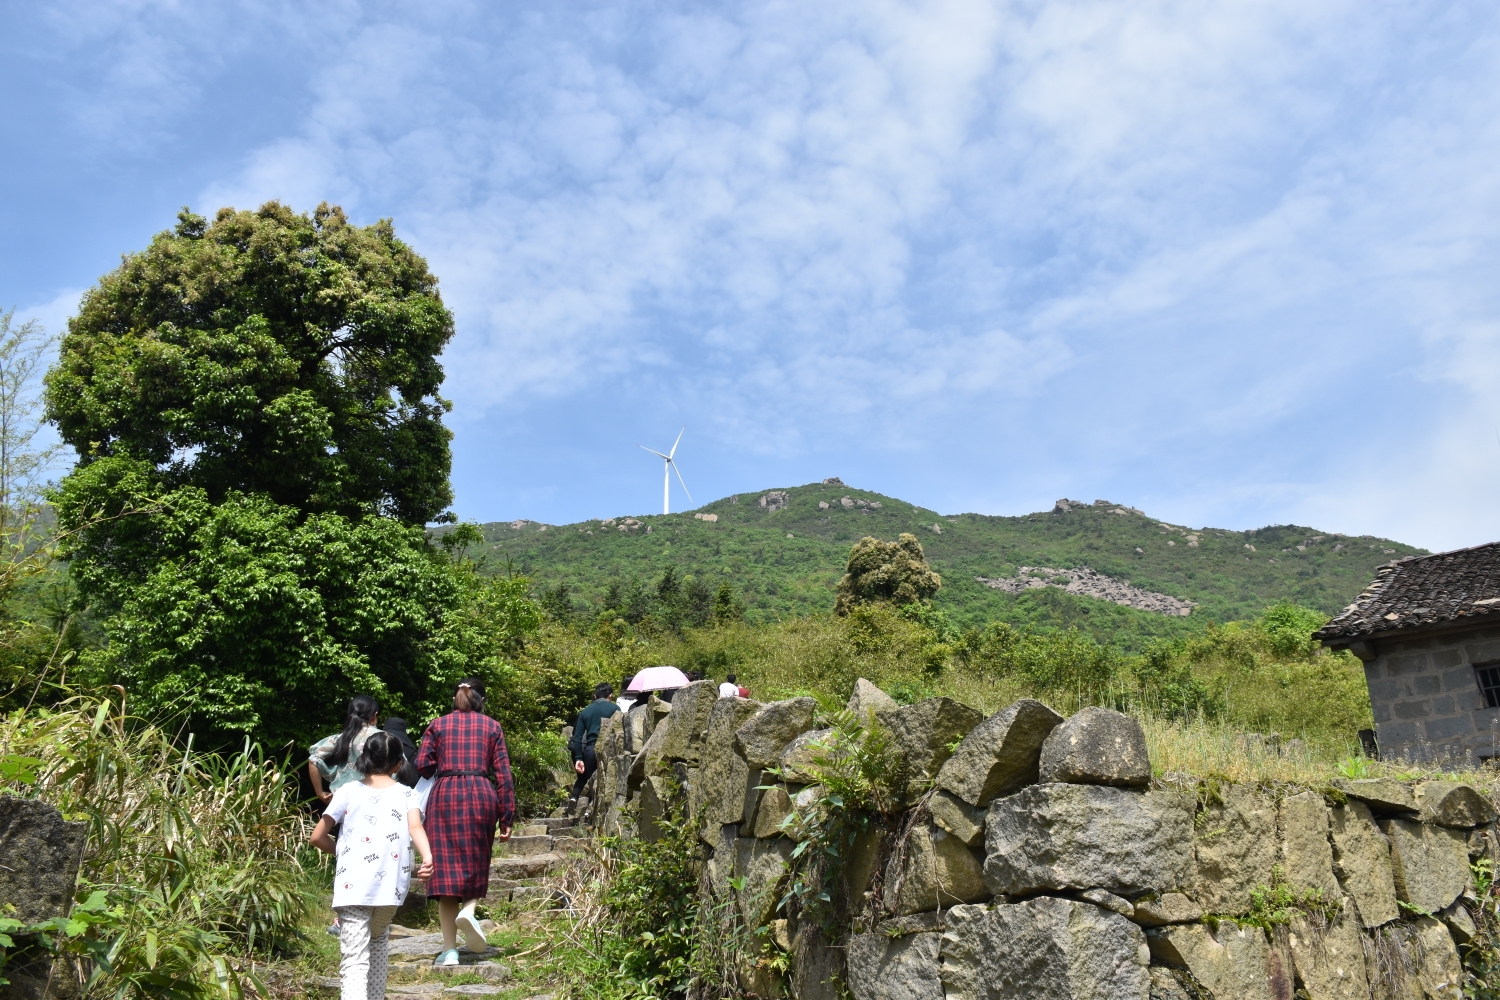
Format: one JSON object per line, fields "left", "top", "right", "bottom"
{"left": 1328, "top": 800, "right": 1399, "bottom": 927}
{"left": 1037, "top": 706, "right": 1150, "bottom": 788}
{"left": 1278, "top": 790, "right": 1341, "bottom": 900}
{"left": 1330, "top": 778, "right": 1417, "bottom": 814}
{"left": 791, "top": 925, "right": 843, "bottom": 1000}
{"left": 845, "top": 823, "right": 890, "bottom": 902}
{"left": 645, "top": 693, "right": 672, "bottom": 737}
{"left": 699, "top": 697, "right": 765, "bottom": 825}
{"left": 1148, "top": 920, "right": 1294, "bottom": 1000}
{"left": 879, "top": 697, "right": 984, "bottom": 802}
{"left": 1129, "top": 892, "right": 1202, "bottom": 927}
{"left": 1414, "top": 780, "right": 1498, "bottom": 828}
{"left": 1148, "top": 967, "right": 1196, "bottom": 1000}
{"left": 935, "top": 699, "right": 1063, "bottom": 807}
{"left": 0, "top": 796, "right": 88, "bottom": 925}
{"left": 740, "top": 768, "right": 776, "bottom": 836}
{"left": 1076, "top": 888, "right": 1132, "bottom": 916}
{"left": 848, "top": 677, "right": 900, "bottom": 716}
{"left": 779, "top": 729, "right": 833, "bottom": 782}
{"left": 1193, "top": 784, "right": 1277, "bottom": 915}
{"left": 940, "top": 897, "right": 1150, "bottom": 1000}
{"left": 884, "top": 821, "right": 988, "bottom": 916}
{"left": 628, "top": 718, "right": 671, "bottom": 787}
{"left": 983, "top": 784, "right": 1194, "bottom": 897}
{"left": 753, "top": 786, "right": 794, "bottom": 838}
{"left": 638, "top": 775, "right": 676, "bottom": 842}
{"left": 846, "top": 930, "right": 943, "bottom": 1000}
{"left": 623, "top": 705, "right": 648, "bottom": 752}
{"left": 656, "top": 680, "right": 720, "bottom": 763}
{"left": 737, "top": 697, "right": 819, "bottom": 768}
{"left": 706, "top": 824, "right": 739, "bottom": 901}
{"left": 1367, "top": 917, "right": 1463, "bottom": 1000}
{"left": 734, "top": 836, "right": 795, "bottom": 928}
{"left": 1381, "top": 818, "right": 1471, "bottom": 914}
{"left": 928, "top": 789, "right": 985, "bottom": 846}
{"left": 1286, "top": 900, "right": 1368, "bottom": 1000}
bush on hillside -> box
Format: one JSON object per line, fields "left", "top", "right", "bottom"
{"left": 834, "top": 534, "right": 941, "bottom": 615}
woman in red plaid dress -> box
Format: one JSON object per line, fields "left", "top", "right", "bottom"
{"left": 416, "top": 678, "right": 515, "bottom": 965}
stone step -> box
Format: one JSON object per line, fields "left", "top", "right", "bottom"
{"left": 536, "top": 817, "right": 578, "bottom": 832}
{"left": 490, "top": 852, "right": 563, "bottom": 879}
{"left": 495, "top": 835, "right": 553, "bottom": 857}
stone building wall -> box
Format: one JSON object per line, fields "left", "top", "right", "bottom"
{"left": 579, "top": 678, "right": 1500, "bottom": 1000}
{"left": 1361, "top": 623, "right": 1500, "bottom": 763}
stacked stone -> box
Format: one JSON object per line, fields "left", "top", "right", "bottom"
{"left": 581, "top": 679, "right": 1500, "bottom": 1000}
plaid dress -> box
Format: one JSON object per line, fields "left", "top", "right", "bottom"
{"left": 416, "top": 710, "right": 516, "bottom": 899}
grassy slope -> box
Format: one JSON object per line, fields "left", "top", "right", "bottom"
{"left": 473, "top": 482, "right": 1425, "bottom": 647}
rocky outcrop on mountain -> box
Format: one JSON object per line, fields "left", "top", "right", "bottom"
{"left": 760, "top": 491, "right": 791, "bottom": 511}
{"left": 975, "top": 565, "right": 1195, "bottom": 617}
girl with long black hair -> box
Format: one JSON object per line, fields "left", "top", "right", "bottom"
{"left": 309, "top": 694, "right": 381, "bottom": 804}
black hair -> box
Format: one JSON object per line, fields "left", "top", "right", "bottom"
{"left": 726, "top": 673, "right": 737, "bottom": 684}
{"left": 329, "top": 694, "right": 380, "bottom": 766}
{"left": 455, "top": 677, "right": 486, "bottom": 713}
{"left": 355, "top": 730, "right": 405, "bottom": 776}
{"left": 594, "top": 682, "right": 614, "bottom": 700}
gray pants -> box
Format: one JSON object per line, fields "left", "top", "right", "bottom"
{"left": 336, "top": 904, "right": 397, "bottom": 1000}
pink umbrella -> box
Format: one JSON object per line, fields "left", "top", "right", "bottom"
{"left": 627, "top": 666, "right": 691, "bottom": 693}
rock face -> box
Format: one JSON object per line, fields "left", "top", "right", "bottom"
{"left": 656, "top": 680, "right": 720, "bottom": 763}
{"left": 792, "top": 925, "right": 844, "bottom": 1000}
{"left": 1192, "top": 784, "right": 1277, "bottom": 915}
{"left": 928, "top": 789, "right": 985, "bottom": 846}
{"left": 1278, "top": 790, "right": 1341, "bottom": 900}
{"left": 1148, "top": 920, "right": 1294, "bottom": 1000}
{"left": 940, "top": 897, "right": 1150, "bottom": 1000}
{"left": 638, "top": 775, "right": 675, "bottom": 842}
{"left": 0, "top": 796, "right": 88, "bottom": 925}
{"left": 751, "top": 786, "right": 793, "bottom": 838}
{"left": 1330, "top": 778, "right": 1417, "bottom": 814}
{"left": 734, "top": 836, "right": 795, "bottom": 928}
{"left": 1381, "top": 818, "right": 1471, "bottom": 914}
{"left": 1328, "top": 800, "right": 1400, "bottom": 928}
{"left": 779, "top": 728, "right": 833, "bottom": 782}
{"left": 1129, "top": 892, "right": 1201, "bottom": 927}
{"left": 1287, "top": 901, "right": 1368, "bottom": 1000}
{"left": 879, "top": 698, "right": 984, "bottom": 802}
{"left": 848, "top": 677, "right": 900, "bottom": 716}
{"left": 698, "top": 697, "right": 764, "bottom": 825}
{"left": 629, "top": 718, "right": 671, "bottom": 786}
{"left": 737, "top": 697, "right": 819, "bottom": 769}
{"left": 1414, "top": 780, "right": 1498, "bottom": 828}
{"left": 847, "top": 930, "right": 943, "bottom": 1000}
{"left": 935, "top": 699, "right": 1063, "bottom": 807}
{"left": 884, "top": 822, "right": 988, "bottom": 916}
{"left": 983, "top": 784, "right": 1194, "bottom": 897}
{"left": 1037, "top": 707, "right": 1150, "bottom": 788}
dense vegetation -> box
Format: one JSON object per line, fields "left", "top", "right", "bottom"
{"left": 469, "top": 482, "right": 1424, "bottom": 650}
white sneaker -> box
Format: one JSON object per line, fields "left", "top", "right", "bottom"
{"left": 456, "top": 910, "right": 486, "bottom": 952}
{"left": 433, "top": 948, "right": 460, "bottom": 967}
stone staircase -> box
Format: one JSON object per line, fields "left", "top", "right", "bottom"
{"left": 485, "top": 816, "right": 588, "bottom": 908}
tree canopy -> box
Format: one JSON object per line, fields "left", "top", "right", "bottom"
{"left": 834, "top": 533, "right": 942, "bottom": 615}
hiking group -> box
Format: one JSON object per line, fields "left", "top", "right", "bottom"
{"left": 307, "top": 678, "right": 515, "bottom": 1000}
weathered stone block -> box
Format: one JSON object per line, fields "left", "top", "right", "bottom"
{"left": 878, "top": 697, "right": 984, "bottom": 802}
{"left": 940, "top": 897, "right": 1150, "bottom": 1000}
{"left": 983, "top": 784, "right": 1194, "bottom": 897}
{"left": 623, "top": 705, "right": 648, "bottom": 752}
{"left": 738, "top": 697, "right": 819, "bottom": 768}
{"left": 845, "top": 823, "right": 890, "bottom": 902}
{"left": 638, "top": 775, "right": 675, "bottom": 842}
{"left": 707, "top": 823, "right": 739, "bottom": 901}
{"left": 1129, "top": 892, "right": 1201, "bottom": 927}
{"left": 848, "top": 677, "right": 900, "bottom": 716}
{"left": 884, "top": 821, "right": 987, "bottom": 916}
{"left": 0, "top": 796, "right": 88, "bottom": 925}
{"left": 1414, "top": 780, "right": 1498, "bottom": 828}
{"left": 1381, "top": 818, "right": 1471, "bottom": 914}
{"left": 1148, "top": 920, "right": 1294, "bottom": 1000}
{"left": 1367, "top": 917, "right": 1463, "bottom": 1000}
{"left": 629, "top": 717, "right": 671, "bottom": 787}
{"left": 846, "top": 930, "right": 943, "bottom": 1000}
{"left": 734, "top": 836, "right": 795, "bottom": 928}
{"left": 1037, "top": 706, "right": 1150, "bottom": 788}
{"left": 792, "top": 925, "right": 843, "bottom": 1000}
{"left": 928, "top": 789, "right": 984, "bottom": 846}
{"left": 1287, "top": 901, "right": 1367, "bottom": 1000}
{"left": 1330, "top": 778, "right": 1417, "bottom": 814}
{"left": 657, "top": 680, "right": 719, "bottom": 763}
{"left": 1193, "top": 784, "right": 1277, "bottom": 915}
{"left": 779, "top": 728, "right": 832, "bottom": 783}
{"left": 752, "top": 786, "right": 793, "bottom": 838}
{"left": 935, "top": 698, "right": 1062, "bottom": 806}
{"left": 700, "top": 696, "right": 765, "bottom": 825}
{"left": 1278, "top": 790, "right": 1341, "bottom": 900}
{"left": 1328, "top": 800, "right": 1399, "bottom": 928}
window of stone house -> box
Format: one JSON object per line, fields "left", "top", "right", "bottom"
{"left": 1476, "top": 662, "right": 1500, "bottom": 709}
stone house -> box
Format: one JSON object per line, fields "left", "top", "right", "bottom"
{"left": 1315, "top": 540, "right": 1500, "bottom": 763}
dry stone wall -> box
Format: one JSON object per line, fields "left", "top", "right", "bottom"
{"left": 577, "top": 679, "right": 1496, "bottom": 1000}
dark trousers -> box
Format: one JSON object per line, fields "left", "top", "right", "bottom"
{"left": 571, "top": 745, "right": 597, "bottom": 799}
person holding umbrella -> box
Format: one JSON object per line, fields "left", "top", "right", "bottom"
{"left": 416, "top": 677, "right": 515, "bottom": 966}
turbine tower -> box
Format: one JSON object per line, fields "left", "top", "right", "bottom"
{"left": 640, "top": 428, "right": 692, "bottom": 515}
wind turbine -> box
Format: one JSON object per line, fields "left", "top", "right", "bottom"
{"left": 640, "top": 428, "right": 692, "bottom": 515}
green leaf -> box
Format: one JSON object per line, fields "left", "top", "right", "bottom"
{"left": 145, "top": 929, "right": 157, "bottom": 969}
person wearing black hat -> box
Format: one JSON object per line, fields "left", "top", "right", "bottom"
{"left": 382, "top": 717, "right": 421, "bottom": 788}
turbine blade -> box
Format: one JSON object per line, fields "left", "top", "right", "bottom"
{"left": 639, "top": 445, "right": 670, "bottom": 460}
{"left": 671, "top": 460, "right": 693, "bottom": 504}
{"left": 669, "top": 426, "right": 685, "bottom": 459}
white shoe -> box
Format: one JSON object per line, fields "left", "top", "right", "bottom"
{"left": 456, "top": 908, "right": 486, "bottom": 952}
{"left": 433, "top": 948, "right": 460, "bottom": 967}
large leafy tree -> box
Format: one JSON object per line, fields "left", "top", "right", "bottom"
{"left": 46, "top": 202, "right": 464, "bottom": 744}
{"left": 834, "top": 533, "right": 942, "bottom": 615}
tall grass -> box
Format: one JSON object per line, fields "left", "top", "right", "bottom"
{"left": 0, "top": 693, "right": 314, "bottom": 998}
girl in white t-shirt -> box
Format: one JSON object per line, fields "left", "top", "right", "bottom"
{"left": 311, "top": 732, "right": 434, "bottom": 1000}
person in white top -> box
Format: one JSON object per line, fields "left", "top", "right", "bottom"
{"left": 718, "top": 673, "right": 742, "bottom": 699}
{"left": 312, "top": 731, "right": 434, "bottom": 1000}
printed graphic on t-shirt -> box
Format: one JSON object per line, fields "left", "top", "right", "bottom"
{"left": 324, "top": 783, "right": 417, "bottom": 908}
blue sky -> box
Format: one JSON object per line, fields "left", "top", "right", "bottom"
{"left": 5, "top": 2, "right": 1500, "bottom": 551}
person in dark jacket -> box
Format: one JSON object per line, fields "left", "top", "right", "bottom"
{"left": 570, "top": 683, "right": 620, "bottom": 801}
{"left": 382, "top": 717, "right": 421, "bottom": 788}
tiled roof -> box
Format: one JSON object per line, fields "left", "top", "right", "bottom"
{"left": 1314, "top": 540, "right": 1500, "bottom": 643}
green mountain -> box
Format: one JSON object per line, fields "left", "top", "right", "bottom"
{"left": 469, "top": 481, "right": 1426, "bottom": 649}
